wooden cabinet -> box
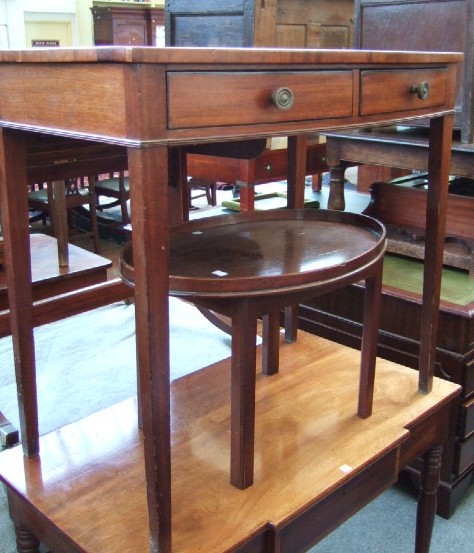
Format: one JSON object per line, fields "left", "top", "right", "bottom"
{"left": 91, "top": 5, "right": 164, "bottom": 46}
{"left": 354, "top": 0, "right": 474, "bottom": 143}
{"left": 165, "top": 0, "right": 354, "bottom": 48}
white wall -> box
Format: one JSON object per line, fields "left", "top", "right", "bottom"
{"left": 0, "top": 1, "right": 165, "bottom": 49}
{"left": 0, "top": 0, "right": 94, "bottom": 48}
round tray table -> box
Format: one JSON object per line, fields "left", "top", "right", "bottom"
{"left": 120, "top": 209, "right": 386, "bottom": 489}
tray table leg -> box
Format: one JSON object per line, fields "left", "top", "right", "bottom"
{"left": 284, "top": 304, "right": 299, "bottom": 343}
{"left": 230, "top": 299, "right": 258, "bottom": 489}
{"left": 262, "top": 311, "right": 281, "bottom": 375}
{"left": 358, "top": 259, "right": 383, "bottom": 418}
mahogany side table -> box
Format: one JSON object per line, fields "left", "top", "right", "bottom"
{"left": 120, "top": 208, "right": 386, "bottom": 489}
{"left": 0, "top": 47, "right": 462, "bottom": 552}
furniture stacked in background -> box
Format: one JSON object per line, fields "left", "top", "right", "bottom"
{"left": 91, "top": 2, "right": 164, "bottom": 46}
{"left": 353, "top": 0, "right": 473, "bottom": 144}
{"left": 306, "top": 0, "right": 474, "bottom": 516}
{"left": 95, "top": 171, "right": 131, "bottom": 225}
{"left": 0, "top": 132, "right": 131, "bottom": 370}
{"left": 0, "top": 138, "right": 128, "bottom": 445}
{"left": 28, "top": 176, "right": 101, "bottom": 254}
{"left": 165, "top": 0, "right": 343, "bottom": 208}
{"left": 0, "top": 46, "right": 461, "bottom": 553}
{"left": 165, "top": 0, "right": 355, "bottom": 49}
{"left": 187, "top": 138, "right": 328, "bottom": 212}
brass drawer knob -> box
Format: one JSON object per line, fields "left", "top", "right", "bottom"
{"left": 411, "top": 81, "right": 429, "bottom": 100}
{"left": 271, "top": 87, "right": 294, "bottom": 110}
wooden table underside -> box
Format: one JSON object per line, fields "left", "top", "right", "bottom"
{"left": 0, "top": 47, "right": 462, "bottom": 552}
{"left": 186, "top": 141, "right": 328, "bottom": 212}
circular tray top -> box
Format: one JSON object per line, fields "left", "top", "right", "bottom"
{"left": 120, "top": 209, "right": 386, "bottom": 297}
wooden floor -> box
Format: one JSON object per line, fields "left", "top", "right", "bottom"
{"left": 0, "top": 331, "right": 459, "bottom": 553}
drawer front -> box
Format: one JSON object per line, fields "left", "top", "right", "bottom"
{"left": 167, "top": 71, "right": 354, "bottom": 129}
{"left": 360, "top": 68, "right": 448, "bottom": 116}
{"left": 459, "top": 396, "right": 474, "bottom": 438}
{"left": 455, "top": 431, "right": 474, "bottom": 475}
{"left": 277, "top": 448, "right": 398, "bottom": 553}
{"left": 464, "top": 356, "right": 474, "bottom": 398}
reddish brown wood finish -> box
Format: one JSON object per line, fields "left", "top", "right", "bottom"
{"left": 0, "top": 129, "right": 37, "bottom": 457}
{"left": 186, "top": 141, "right": 327, "bottom": 213}
{"left": 0, "top": 334, "right": 461, "bottom": 553}
{"left": 0, "top": 234, "right": 111, "bottom": 311}
{"left": 0, "top": 47, "right": 461, "bottom": 552}
{"left": 120, "top": 209, "right": 387, "bottom": 488}
{"left": 91, "top": 6, "right": 164, "bottom": 47}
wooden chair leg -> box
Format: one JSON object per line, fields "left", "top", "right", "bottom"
{"left": 49, "top": 180, "right": 69, "bottom": 268}
{"left": 118, "top": 172, "right": 130, "bottom": 225}
{"left": 87, "top": 176, "right": 100, "bottom": 254}
{"left": 230, "top": 299, "right": 257, "bottom": 489}
{"left": 210, "top": 182, "right": 217, "bottom": 206}
{"left": 358, "top": 260, "right": 383, "bottom": 418}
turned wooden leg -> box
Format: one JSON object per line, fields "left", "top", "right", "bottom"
{"left": 262, "top": 312, "right": 280, "bottom": 375}
{"left": 327, "top": 165, "right": 346, "bottom": 211}
{"left": 230, "top": 299, "right": 257, "bottom": 489}
{"left": 415, "top": 444, "right": 443, "bottom": 553}
{"left": 358, "top": 260, "right": 383, "bottom": 418}
{"left": 15, "top": 525, "right": 41, "bottom": 553}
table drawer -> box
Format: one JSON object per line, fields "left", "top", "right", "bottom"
{"left": 459, "top": 396, "right": 474, "bottom": 438}
{"left": 167, "top": 71, "right": 354, "bottom": 129}
{"left": 360, "top": 68, "right": 448, "bottom": 116}
{"left": 455, "top": 430, "right": 474, "bottom": 475}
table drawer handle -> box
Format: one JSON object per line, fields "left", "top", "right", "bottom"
{"left": 271, "top": 87, "right": 294, "bottom": 110}
{"left": 411, "top": 81, "right": 430, "bottom": 100}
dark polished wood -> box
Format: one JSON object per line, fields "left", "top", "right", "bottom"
{"left": 25, "top": 134, "right": 127, "bottom": 183}
{"left": 0, "top": 334, "right": 461, "bottom": 553}
{"left": 166, "top": 0, "right": 355, "bottom": 49}
{"left": 325, "top": 125, "right": 474, "bottom": 182}
{"left": 0, "top": 236, "right": 131, "bottom": 339}
{"left": 91, "top": 5, "right": 164, "bottom": 46}
{"left": 0, "top": 47, "right": 461, "bottom": 552}
{"left": 187, "top": 141, "right": 328, "bottom": 212}
{"left": 364, "top": 178, "right": 473, "bottom": 275}
{"left": 0, "top": 233, "right": 111, "bottom": 312}
{"left": 120, "top": 209, "right": 386, "bottom": 488}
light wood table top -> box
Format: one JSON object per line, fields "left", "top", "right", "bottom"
{"left": 0, "top": 333, "right": 460, "bottom": 553}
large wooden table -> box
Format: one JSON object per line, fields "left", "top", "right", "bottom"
{"left": 0, "top": 333, "right": 461, "bottom": 553}
{"left": 0, "top": 47, "right": 462, "bottom": 552}
{"left": 324, "top": 125, "right": 474, "bottom": 209}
